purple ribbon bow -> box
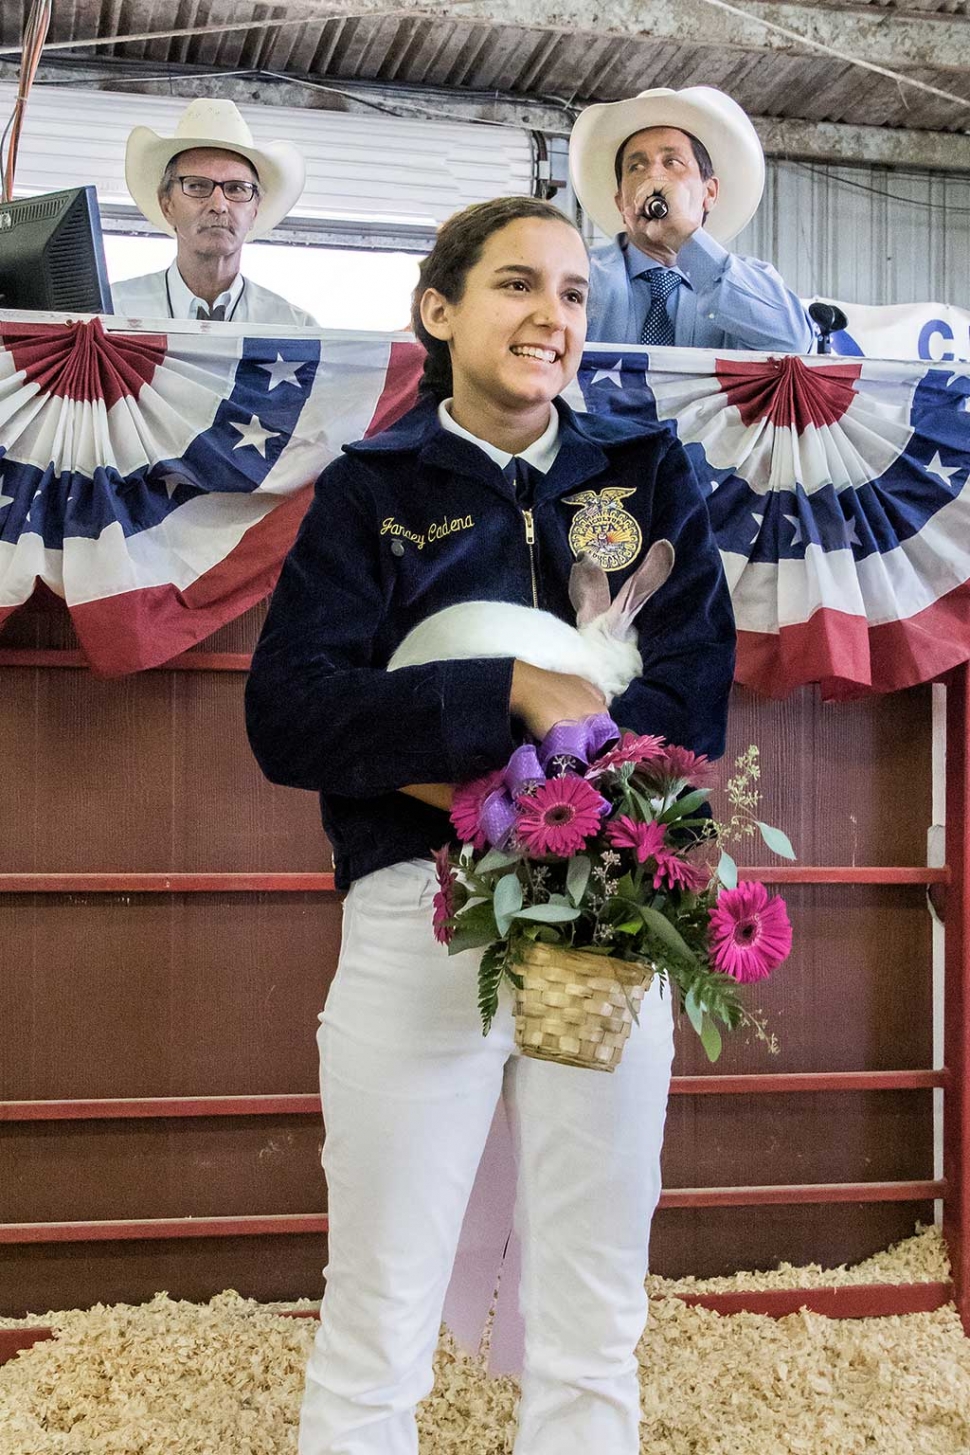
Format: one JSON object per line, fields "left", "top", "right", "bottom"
{"left": 536, "top": 711, "right": 619, "bottom": 772}
{"left": 477, "top": 715, "right": 620, "bottom": 848}
{"left": 479, "top": 744, "right": 546, "bottom": 848}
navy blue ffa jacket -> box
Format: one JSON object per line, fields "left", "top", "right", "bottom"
{"left": 245, "top": 396, "right": 736, "bottom": 890}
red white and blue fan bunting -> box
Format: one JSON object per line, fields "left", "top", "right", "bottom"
{"left": 569, "top": 345, "right": 970, "bottom": 698}
{"left": 0, "top": 315, "right": 968, "bottom": 698}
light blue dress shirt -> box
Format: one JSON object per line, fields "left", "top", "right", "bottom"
{"left": 587, "top": 229, "right": 815, "bottom": 353}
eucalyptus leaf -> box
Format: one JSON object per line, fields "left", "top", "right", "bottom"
{"left": 448, "top": 923, "right": 500, "bottom": 957}
{"left": 717, "top": 850, "right": 738, "bottom": 890}
{"left": 512, "top": 904, "right": 581, "bottom": 924}
{"left": 493, "top": 872, "right": 524, "bottom": 937}
{"left": 699, "top": 1013, "right": 723, "bottom": 1063}
{"left": 478, "top": 846, "right": 522, "bottom": 873}
{"left": 566, "top": 855, "right": 592, "bottom": 906}
{"left": 683, "top": 984, "right": 704, "bottom": 1037}
{"left": 639, "top": 906, "right": 699, "bottom": 963}
{"left": 756, "top": 821, "right": 796, "bottom": 860}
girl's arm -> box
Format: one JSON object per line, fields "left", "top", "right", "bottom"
{"left": 397, "top": 662, "right": 607, "bottom": 809}
{"left": 246, "top": 457, "right": 518, "bottom": 799}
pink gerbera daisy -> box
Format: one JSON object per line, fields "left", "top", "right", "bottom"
{"left": 708, "top": 881, "right": 792, "bottom": 983}
{"left": 587, "top": 732, "right": 666, "bottom": 779}
{"left": 450, "top": 768, "right": 506, "bottom": 850}
{"left": 431, "top": 844, "right": 458, "bottom": 945}
{"left": 651, "top": 744, "right": 716, "bottom": 791}
{"left": 653, "top": 849, "right": 709, "bottom": 894}
{"left": 607, "top": 815, "right": 666, "bottom": 864}
{"left": 514, "top": 776, "right": 607, "bottom": 858}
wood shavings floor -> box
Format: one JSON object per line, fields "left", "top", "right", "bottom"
{"left": 1, "top": 1228, "right": 967, "bottom": 1455}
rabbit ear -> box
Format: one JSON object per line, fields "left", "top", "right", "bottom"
{"left": 569, "top": 553, "right": 612, "bottom": 626}
{"left": 604, "top": 539, "right": 675, "bottom": 638}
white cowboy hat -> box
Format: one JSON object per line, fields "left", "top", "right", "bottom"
{"left": 125, "top": 98, "right": 305, "bottom": 240}
{"left": 569, "top": 86, "right": 765, "bottom": 244}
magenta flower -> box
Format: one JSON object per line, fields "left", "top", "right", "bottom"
{"left": 653, "top": 850, "right": 709, "bottom": 894}
{"left": 450, "top": 768, "right": 506, "bottom": 850}
{"left": 515, "top": 776, "right": 607, "bottom": 858}
{"left": 587, "top": 732, "right": 666, "bottom": 779}
{"left": 652, "top": 744, "right": 715, "bottom": 790}
{"left": 708, "top": 880, "right": 792, "bottom": 983}
{"left": 432, "top": 844, "right": 457, "bottom": 945}
{"left": 607, "top": 815, "right": 666, "bottom": 864}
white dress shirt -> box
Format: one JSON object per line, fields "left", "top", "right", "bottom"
{"left": 437, "top": 399, "right": 561, "bottom": 473}
{"left": 111, "top": 261, "right": 318, "bottom": 327}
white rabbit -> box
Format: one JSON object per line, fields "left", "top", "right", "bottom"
{"left": 386, "top": 540, "right": 675, "bottom": 704}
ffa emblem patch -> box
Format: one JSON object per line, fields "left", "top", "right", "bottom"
{"left": 563, "top": 487, "right": 642, "bottom": 572}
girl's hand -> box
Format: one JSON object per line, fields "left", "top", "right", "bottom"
{"left": 511, "top": 661, "right": 607, "bottom": 741}
{"left": 399, "top": 783, "right": 455, "bottom": 811}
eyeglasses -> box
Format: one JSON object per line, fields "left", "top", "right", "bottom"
{"left": 177, "top": 176, "right": 260, "bottom": 203}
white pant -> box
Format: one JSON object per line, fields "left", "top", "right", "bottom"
{"left": 299, "top": 860, "right": 674, "bottom": 1455}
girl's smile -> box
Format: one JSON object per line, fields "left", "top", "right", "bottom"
{"left": 420, "top": 215, "right": 589, "bottom": 453}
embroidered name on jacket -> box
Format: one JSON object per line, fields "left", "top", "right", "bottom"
{"left": 563, "top": 487, "right": 642, "bottom": 571}
{"left": 381, "top": 514, "right": 474, "bottom": 550}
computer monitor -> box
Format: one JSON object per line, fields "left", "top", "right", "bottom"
{"left": 0, "top": 184, "right": 113, "bottom": 313}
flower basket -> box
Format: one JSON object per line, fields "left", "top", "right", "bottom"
{"left": 432, "top": 721, "right": 794, "bottom": 1067}
{"left": 513, "top": 942, "right": 654, "bottom": 1072}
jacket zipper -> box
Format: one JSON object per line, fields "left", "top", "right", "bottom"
{"left": 522, "top": 508, "right": 538, "bottom": 608}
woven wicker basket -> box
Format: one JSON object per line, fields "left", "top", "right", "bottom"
{"left": 513, "top": 942, "right": 654, "bottom": 1073}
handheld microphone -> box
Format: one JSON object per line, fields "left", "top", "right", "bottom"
{"left": 644, "top": 192, "right": 668, "bottom": 221}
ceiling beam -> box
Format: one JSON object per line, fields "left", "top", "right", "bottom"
{"left": 4, "top": 1, "right": 970, "bottom": 78}
{"left": 288, "top": 0, "right": 970, "bottom": 75}
{"left": 753, "top": 115, "right": 970, "bottom": 173}
{"left": 8, "top": 58, "right": 970, "bottom": 175}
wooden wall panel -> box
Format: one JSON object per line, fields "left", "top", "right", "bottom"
{"left": 2, "top": 1236, "right": 329, "bottom": 1318}
{"left": 0, "top": 895, "right": 341, "bottom": 1099}
{"left": 0, "top": 595, "right": 939, "bottom": 1311}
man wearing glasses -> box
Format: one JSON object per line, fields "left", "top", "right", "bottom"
{"left": 112, "top": 99, "right": 318, "bottom": 325}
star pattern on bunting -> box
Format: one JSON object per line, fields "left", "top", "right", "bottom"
{"left": 785, "top": 513, "right": 804, "bottom": 548}
{"left": 259, "top": 354, "right": 305, "bottom": 391}
{"left": 590, "top": 360, "right": 624, "bottom": 388}
{"left": 231, "top": 415, "right": 281, "bottom": 457}
{"left": 926, "top": 450, "right": 962, "bottom": 489}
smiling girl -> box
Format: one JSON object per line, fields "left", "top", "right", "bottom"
{"left": 246, "top": 196, "right": 735, "bottom": 1455}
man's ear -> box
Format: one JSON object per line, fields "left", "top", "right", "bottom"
{"left": 419, "top": 288, "right": 454, "bottom": 343}
{"left": 702, "top": 175, "right": 719, "bottom": 220}
{"left": 158, "top": 188, "right": 175, "bottom": 227}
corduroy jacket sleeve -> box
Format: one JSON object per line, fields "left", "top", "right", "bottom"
{"left": 608, "top": 434, "right": 736, "bottom": 760}
{"left": 245, "top": 457, "right": 517, "bottom": 797}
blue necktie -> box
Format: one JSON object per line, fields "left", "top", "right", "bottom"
{"left": 640, "top": 268, "right": 681, "bottom": 346}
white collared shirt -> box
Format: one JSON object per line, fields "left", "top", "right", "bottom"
{"left": 165, "top": 261, "right": 244, "bottom": 320}
{"left": 111, "top": 262, "right": 318, "bottom": 327}
{"left": 437, "top": 399, "right": 561, "bottom": 474}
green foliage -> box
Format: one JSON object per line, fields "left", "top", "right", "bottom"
{"left": 477, "top": 943, "right": 507, "bottom": 1035}
{"left": 756, "top": 820, "right": 796, "bottom": 860}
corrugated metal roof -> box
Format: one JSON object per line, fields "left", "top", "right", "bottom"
{"left": 3, "top": 1, "right": 970, "bottom": 136}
